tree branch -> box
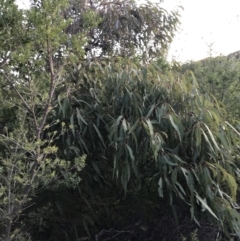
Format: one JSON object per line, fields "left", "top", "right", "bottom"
{"left": 3, "top": 73, "right": 34, "bottom": 115}
{"left": 37, "top": 38, "right": 56, "bottom": 138}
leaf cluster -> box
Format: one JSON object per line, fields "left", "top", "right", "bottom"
{"left": 63, "top": 0, "right": 181, "bottom": 61}
{"left": 52, "top": 61, "right": 240, "bottom": 238}
{"left": 181, "top": 55, "right": 240, "bottom": 119}
{"left": 0, "top": 1, "right": 239, "bottom": 240}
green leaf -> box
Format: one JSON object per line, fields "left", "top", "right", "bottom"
{"left": 121, "top": 163, "right": 130, "bottom": 192}
{"left": 93, "top": 123, "right": 105, "bottom": 148}
{"left": 169, "top": 114, "right": 182, "bottom": 142}
{"left": 122, "top": 118, "right": 128, "bottom": 132}
{"left": 62, "top": 98, "right": 70, "bottom": 118}
{"left": 195, "top": 192, "right": 218, "bottom": 220}
{"left": 225, "top": 121, "right": 240, "bottom": 137}
{"left": 115, "top": 115, "right": 124, "bottom": 127}
{"left": 175, "top": 181, "right": 186, "bottom": 196}
{"left": 216, "top": 131, "right": 230, "bottom": 154}
{"left": 77, "top": 137, "right": 89, "bottom": 153}
{"left": 145, "top": 119, "right": 154, "bottom": 135}
{"left": 202, "top": 123, "right": 220, "bottom": 152}
{"left": 180, "top": 167, "right": 194, "bottom": 193}
{"left": 208, "top": 107, "right": 220, "bottom": 126}
{"left": 201, "top": 128, "right": 215, "bottom": 154}
{"left": 158, "top": 177, "right": 163, "bottom": 198}
{"left": 92, "top": 162, "right": 102, "bottom": 177}
{"left": 76, "top": 108, "right": 88, "bottom": 125}
{"left": 57, "top": 94, "right": 63, "bottom": 114}
{"left": 215, "top": 164, "right": 237, "bottom": 202}
{"left": 126, "top": 144, "right": 135, "bottom": 161}
{"left": 195, "top": 123, "right": 202, "bottom": 149}
{"left": 70, "top": 114, "right": 75, "bottom": 136}
{"left": 163, "top": 154, "right": 177, "bottom": 166}
{"left": 146, "top": 104, "right": 155, "bottom": 118}
{"left": 72, "top": 96, "right": 92, "bottom": 108}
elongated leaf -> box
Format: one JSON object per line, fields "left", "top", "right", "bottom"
{"left": 195, "top": 123, "right": 202, "bottom": 148}
{"left": 175, "top": 181, "right": 186, "bottom": 196}
{"left": 145, "top": 119, "right": 154, "bottom": 135}
{"left": 121, "top": 163, "right": 130, "bottom": 192}
{"left": 92, "top": 162, "right": 102, "bottom": 177}
{"left": 201, "top": 128, "right": 215, "bottom": 154}
{"left": 215, "top": 164, "right": 237, "bottom": 202}
{"left": 93, "top": 123, "right": 106, "bottom": 148}
{"left": 76, "top": 108, "right": 88, "bottom": 125}
{"left": 202, "top": 123, "right": 220, "bottom": 152}
{"left": 195, "top": 192, "right": 218, "bottom": 220}
{"left": 115, "top": 115, "right": 124, "bottom": 127}
{"left": 57, "top": 94, "right": 63, "bottom": 114}
{"left": 72, "top": 96, "right": 92, "bottom": 108}
{"left": 77, "top": 137, "right": 89, "bottom": 153}
{"left": 158, "top": 177, "right": 163, "bottom": 198}
{"left": 62, "top": 98, "right": 70, "bottom": 118}
{"left": 225, "top": 121, "right": 240, "bottom": 137}
{"left": 163, "top": 154, "right": 177, "bottom": 166}
{"left": 169, "top": 114, "right": 182, "bottom": 142}
{"left": 180, "top": 167, "right": 194, "bottom": 193}
{"left": 209, "top": 107, "right": 220, "bottom": 126}
{"left": 216, "top": 131, "right": 230, "bottom": 154}
{"left": 122, "top": 118, "right": 128, "bottom": 132}
{"left": 126, "top": 144, "right": 135, "bottom": 161}
{"left": 70, "top": 114, "right": 75, "bottom": 136}
{"left": 146, "top": 104, "right": 155, "bottom": 118}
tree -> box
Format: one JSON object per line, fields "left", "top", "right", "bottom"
{"left": 0, "top": 0, "right": 89, "bottom": 239}
{"left": 1, "top": 0, "right": 240, "bottom": 240}
{"left": 53, "top": 60, "right": 240, "bottom": 239}
{"left": 61, "top": 0, "right": 181, "bottom": 61}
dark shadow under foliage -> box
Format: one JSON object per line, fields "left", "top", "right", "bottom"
{"left": 24, "top": 183, "right": 221, "bottom": 241}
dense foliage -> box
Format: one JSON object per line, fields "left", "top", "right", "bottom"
{"left": 0, "top": 1, "right": 240, "bottom": 241}
{"left": 60, "top": 0, "right": 180, "bottom": 61}
{"left": 181, "top": 55, "right": 240, "bottom": 119}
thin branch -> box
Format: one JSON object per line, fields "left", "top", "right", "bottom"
{"left": 37, "top": 37, "right": 56, "bottom": 137}
{"left": 0, "top": 134, "right": 27, "bottom": 151}
{"left": 27, "top": 71, "right": 39, "bottom": 131}
{"left": 3, "top": 73, "right": 33, "bottom": 115}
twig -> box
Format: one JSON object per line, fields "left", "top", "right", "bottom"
{"left": 3, "top": 73, "right": 33, "bottom": 115}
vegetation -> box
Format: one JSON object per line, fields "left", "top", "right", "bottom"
{"left": 0, "top": 0, "right": 239, "bottom": 241}
{"left": 181, "top": 55, "right": 240, "bottom": 119}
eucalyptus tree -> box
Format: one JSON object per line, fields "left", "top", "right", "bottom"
{"left": 53, "top": 60, "right": 240, "bottom": 239}
{"left": 1, "top": 0, "right": 240, "bottom": 240}
{"left": 60, "top": 0, "right": 181, "bottom": 61}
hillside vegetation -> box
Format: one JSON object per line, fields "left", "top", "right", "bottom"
{"left": 0, "top": 1, "right": 239, "bottom": 241}
{"left": 181, "top": 52, "right": 240, "bottom": 119}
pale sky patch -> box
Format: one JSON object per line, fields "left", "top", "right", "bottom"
{"left": 161, "top": 0, "right": 240, "bottom": 62}
{"left": 16, "top": 0, "right": 30, "bottom": 9}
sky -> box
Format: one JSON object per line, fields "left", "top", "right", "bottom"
{"left": 162, "top": 0, "right": 240, "bottom": 62}
{"left": 16, "top": 0, "right": 240, "bottom": 63}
